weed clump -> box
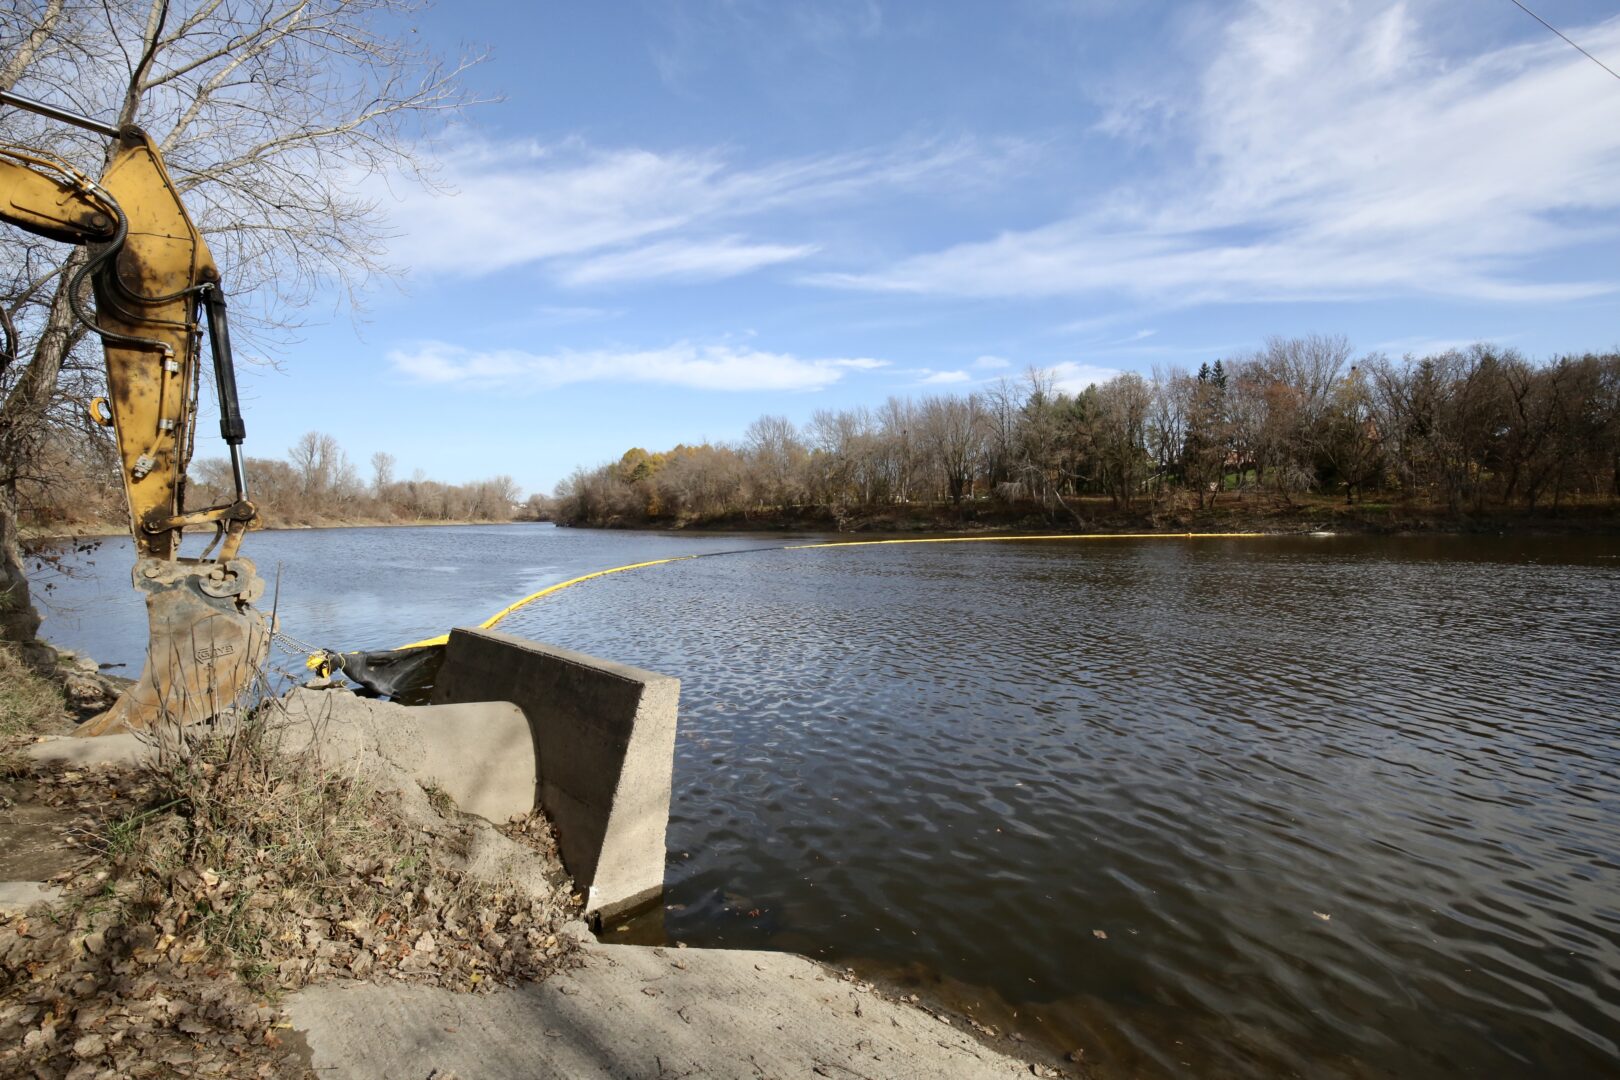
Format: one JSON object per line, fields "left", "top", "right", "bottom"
{"left": 0, "top": 699, "right": 580, "bottom": 1078}
{"left": 0, "top": 646, "right": 72, "bottom": 773}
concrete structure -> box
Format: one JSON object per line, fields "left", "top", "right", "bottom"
{"left": 279, "top": 694, "right": 536, "bottom": 824}
{"left": 25, "top": 697, "right": 537, "bottom": 827}
{"left": 16, "top": 681, "right": 1050, "bottom": 1079}
{"left": 28, "top": 624, "right": 683, "bottom": 924}
{"left": 431, "top": 627, "right": 679, "bottom": 922}
{"left": 288, "top": 933, "right": 1036, "bottom": 1080}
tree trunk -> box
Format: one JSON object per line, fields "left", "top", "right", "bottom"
{"left": 0, "top": 255, "right": 87, "bottom": 653}
{"left": 0, "top": 484, "right": 45, "bottom": 663}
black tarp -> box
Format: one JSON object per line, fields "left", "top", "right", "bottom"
{"left": 333, "top": 644, "right": 445, "bottom": 703}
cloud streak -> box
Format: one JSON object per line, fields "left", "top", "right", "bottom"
{"left": 813, "top": 5, "right": 1620, "bottom": 304}
{"left": 1049, "top": 361, "right": 1124, "bottom": 394}
{"left": 388, "top": 340, "right": 887, "bottom": 392}
{"left": 377, "top": 134, "right": 1015, "bottom": 284}
{"left": 559, "top": 236, "right": 819, "bottom": 285}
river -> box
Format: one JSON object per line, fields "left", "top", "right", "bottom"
{"left": 29, "top": 525, "right": 1620, "bottom": 1077}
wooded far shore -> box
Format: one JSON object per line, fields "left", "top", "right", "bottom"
{"left": 551, "top": 340, "right": 1620, "bottom": 537}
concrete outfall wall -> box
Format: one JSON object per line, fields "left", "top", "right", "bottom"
{"left": 277, "top": 692, "right": 537, "bottom": 825}
{"left": 274, "top": 689, "right": 562, "bottom": 899}
{"left": 26, "top": 695, "right": 538, "bottom": 827}
{"left": 431, "top": 627, "right": 679, "bottom": 922}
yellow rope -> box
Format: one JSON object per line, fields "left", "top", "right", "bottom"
{"left": 390, "top": 531, "right": 1269, "bottom": 651}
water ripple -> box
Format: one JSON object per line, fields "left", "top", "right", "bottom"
{"left": 505, "top": 533, "right": 1620, "bottom": 1078}
{"left": 38, "top": 528, "right": 1620, "bottom": 1078}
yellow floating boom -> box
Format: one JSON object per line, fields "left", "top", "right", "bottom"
{"left": 392, "top": 531, "right": 1268, "bottom": 651}
{"left": 397, "top": 556, "right": 701, "bottom": 649}
{"left": 785, "top": 531, "right": 1266, "bottom": 549}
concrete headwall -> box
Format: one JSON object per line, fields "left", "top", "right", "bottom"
{"left": 431, "top": 627, "right": 679, "bottom": 922}
{"left": 282, "top": 694, "right": 537, "bottom": 825}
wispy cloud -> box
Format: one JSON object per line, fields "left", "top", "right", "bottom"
{"left": 917, "top": 370, "right": 972, "bottom": 385}
{"left": 973, "top": 354, "right": 1011, "bottom": 369}
{"left": 1371, "top": 333, "right": 1517, "bottom": 357}
{"left": 388, "top": 340, "right": 885, "bottom": 392}
{"left": 559, "top": 236, "right": 819, "bottom": 285}
{"left": 378, "top": 134, "right": 1015, "bottom": 284}
{"left": 814, "top": 5, "right": 1620, "bottom": 304}
{"left": 1050, "top": 361, "right": 1123, "bottom": 394}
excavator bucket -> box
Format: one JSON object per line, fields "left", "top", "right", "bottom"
{"left": 76, "top": 557, "right": 271, "bottom": 737}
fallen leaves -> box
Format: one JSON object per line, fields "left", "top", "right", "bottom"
{"left": 0, "top": 744, "right": 584, "bottom": 1080}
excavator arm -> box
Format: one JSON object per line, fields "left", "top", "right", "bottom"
{"left": 0, "top": 91, "right": 268, "bottom": 735}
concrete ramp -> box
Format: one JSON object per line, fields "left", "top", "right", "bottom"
{"left": 431, "top": 627, "right": 679, "bottom": 922}
{"left": 288, "top": 937, "right": 1033, "bottom": 1080}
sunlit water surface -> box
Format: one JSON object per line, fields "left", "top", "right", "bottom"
{"left": 32, "top": 525, "right": 1620, "bottom": 1077}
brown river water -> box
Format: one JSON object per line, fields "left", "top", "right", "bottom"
{"left": 34, "top": 527, "right": 1620, "bottom": 1077}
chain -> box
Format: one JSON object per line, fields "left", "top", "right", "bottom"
{"left": 271, "top": 628, "right": 324, "bottom": 657}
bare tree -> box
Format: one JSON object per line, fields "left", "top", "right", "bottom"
{"left": 370, "top": 450, "right": 396, "bottom": 495}
{"left": 876, "top": 396, "right": 918, "bottom": 504}
{"left": 1014, "top": 367, "right": 1063, "bottom": 512}
{"left": 1314, "top": 363, "right": 1384, "bottom": 504}
{"left": 288, "top": 431, "right": 343, "bottom": 500}
{"left": 981, "top": 376, "right": 1025, "bottom": 496}
{"left": 0, "top": 0, "right": 484, "bottom": 648}
{"left": 540, "top": 345, "right": 1619, "bottom": 529}
{"left": 743, "top": 415, "right": 807, "bottom": 510}
{"left": 1145, "top": 364, "right": 1187, "bottom": 492}
{"left": 1223, "top": 358, "right": 1267, "bottom": 490}
{"left": 917, "top": 393, "right": 983, "bottom": 505}
{"left": 1093, "top": 373, "right": 1151, "bottom": 508}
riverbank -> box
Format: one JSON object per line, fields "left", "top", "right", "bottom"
{"left": 15, "top": 531, "right": 1616, "bottom": 1077}
{"left": 0, "top": 653, "right": 1071, "bottom": 1079}
{"left": 562, "top": 494, "right": 1620, "bottom": 537}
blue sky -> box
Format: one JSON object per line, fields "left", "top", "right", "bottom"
{"left": 214, "top": 0, "right": 1620, "bottom": 497}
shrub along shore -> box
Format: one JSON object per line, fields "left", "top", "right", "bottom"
{"left": 16, "top": 428, "right": 537, "bottom": 541}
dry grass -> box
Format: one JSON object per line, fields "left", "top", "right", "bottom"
{"left": 112, "top": 712, "right": 427, "bottom": 987}
{"left": 0, "top": 684, "right": 580, "bottom": 1078}
{"left": 0, "top": 645, "right": 71, "bottom": 774}
{"left": 109, "top": 702, "right": 580, "bottom": 990}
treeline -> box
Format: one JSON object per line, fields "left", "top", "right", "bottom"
{"left": 553, "top": 337, "right": 1620, "bottom": 528}
{"left": 19, "top": 429, "right": 530, "bottom": 532}
{"left": 189, "top": 432, "right": 527, "bottom": 527}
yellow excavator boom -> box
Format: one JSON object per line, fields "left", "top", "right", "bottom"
{"left": 0, "top": 91, "right": 268, "bottom": 735}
